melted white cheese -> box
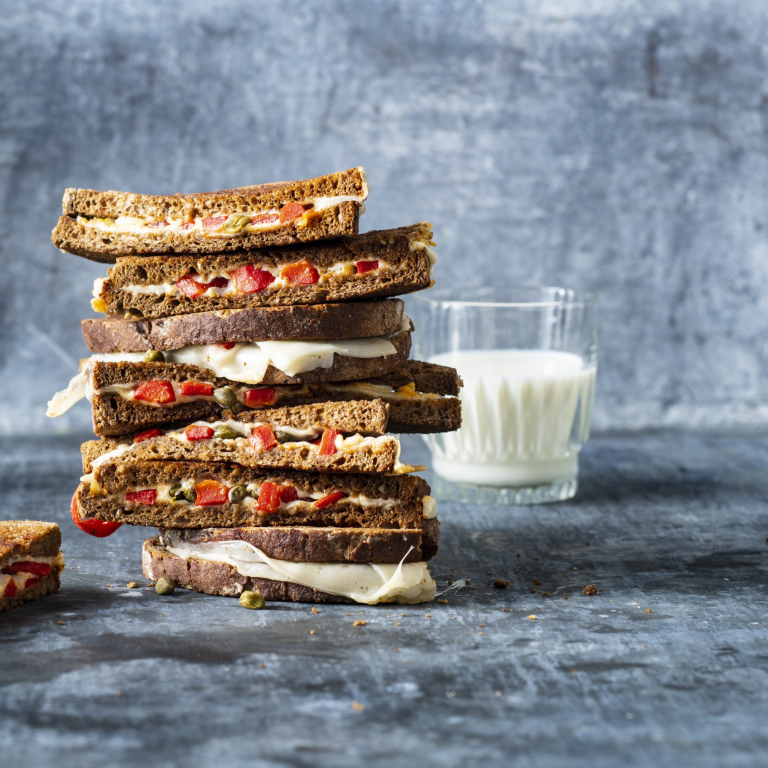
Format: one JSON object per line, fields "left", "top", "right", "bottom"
{"left": 46, "top": 326, "right": 403, "bottom": 418}
{"left": 422, "top": 495, "right": 438, "bottom": 519}
{"left": 163, "top": 539, "right": 435, "bottom": 604}
{"left": 409, "top": 239, "right": 438, "bottom": 274}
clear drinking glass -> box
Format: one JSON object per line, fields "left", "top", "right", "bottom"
{"left": 410, "top": 286, "right": 597, "bottom": 504}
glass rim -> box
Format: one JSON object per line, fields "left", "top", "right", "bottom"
{"left": 411, "top": 285, "right": 597, "bottom": 309}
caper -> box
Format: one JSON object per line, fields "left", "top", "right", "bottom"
{"left": 229, "top": 485, "right": 248, "bottom": 503}
{"left": 230, "top": 402, "right": 246, "bottom": 415}
{"left": 144, "top": 350, "right": 165, "bottom": 363}
{"left": 239, "top": 590, "right": 265, "bottom": 610}
{"left": 213, "top": 386, "right": 238, "bottom": 407}
{"left": 221, "top": 214, "right": 251, "bottom": 234}
{"left": 183, "top": 486, "right": 197, "bottom": 504}
{"left": 155, "top": 577, "right": 175, "bottom": 596}
{"left": 213, "top": 425, "right": 240, "bottom": 440}
{"left": 275, "top": 429, "right": 295, "bottom": 444}
{"left": 169, "top": 484, "right": 187, "bottom": 502}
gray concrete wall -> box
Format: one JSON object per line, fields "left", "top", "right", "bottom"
{"left": 2, "top": 0, "right": 767, "bottom": 434}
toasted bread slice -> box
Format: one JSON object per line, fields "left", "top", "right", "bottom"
{"left": 52, "top": 168, "right": 368, "bottom": 263}
{"left": 0, "top": 521, "right": 64, "bottom": 613}
{"left": 142, "top": 536, "right": 436, "bottom": 604}
{"left": 85, "top": 359, "right": 460, "bottom": 437}
{"left": 82, "top": 298, "right": 405, "bottom": 353}
{"left": 76, "top": 464, "right": 432, "bottom": 531}
{"left": 158, "top": 521, "right": 439, "bottom": 563}
{"left": 94, "top": 224, "right": 435, "bottom": 318}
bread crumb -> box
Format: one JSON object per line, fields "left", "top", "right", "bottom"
{"left": 646, "top": 608, "right": 652, "bottom": 613}
{"left": 530, "top": 588, "right": 537, "bottom": 593}
{"left": 395, "top": 622, "right": 401, "bottom": 626}
{"left": 563, "top": 596, "right": 568, "bottom": 600}
{"left": 478, "top": 632, "right": 484, "bottom": 635}
{"left": 311, "top": 607, "right": 319, "bottom": 614}
{"left": 493, "top": 579, "right": 509, "bottom": 589}
{"left": 478, "top": 623, "right": 484, "bottom": 627}
{"left": 437, "top": 599, "right": 449, "bottom": 604}
{"left": 424, "top": 614, "right": 431, "bottom": 618}
{"left": 528, "top": 615, "right": 537, "bottom": 620}
{"left": 352, "top": 701, "right": 365, "bottom": 711}
{"left": 126, "top": 582, "right": 138, "bottom": 589}
{"left": 259, "top": 664, "right": 266, "bottom": 669}
{"left": 582, "top": 584, "right": 598, "bottom": 596}
{"left": 487, "top": 571, "right": 494, "bottom": 575}
{"left": 309, "top": 630, "right": 316, "bottom": 635}
{"left": 542, "top": 592, "right": 550, "bottom": 597}
{"left": 57, "top": 620, "right": 65, "bottom": 626}
{"left": 573, "top": 567, "right": 578, "bottom": 570}
{"left": 533, "top": 579, "right": 542, "bottom": 585}
{"left": 353, "top": 619, "right": 367, "bottom": 626}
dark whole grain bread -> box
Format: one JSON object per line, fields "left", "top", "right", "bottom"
{"left": 96, "top": 224, "right": 434, "bottom": 318}
{"left": 86, "top": 356, "right": 457, "bottom": 437}
{"left": 142, "top": 537, "right": 357, "bottom": 603}
{"left": 0, "top": 521, "right": 61, "bottom": 569}
{"left": 77, "top": 463, "right": 431, "bottom": 530}
{"left": 375, "top": 360, "right": 463, "bottom": 397}
{"left": 0, "top": 570, "right": 62, "bottom": 613}
{"left": 159, "top": 519, "right": 439, "bottom": 563}
{"left": 53, "top": 168, "right": 368, "bottom": 263}
{"left": 81, "top": 299, "right": 405, "bottom": 353}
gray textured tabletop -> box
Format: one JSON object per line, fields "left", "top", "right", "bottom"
{"left": 1, "top": 431, "right": 767, "bottom": 768}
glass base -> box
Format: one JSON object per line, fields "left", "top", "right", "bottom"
{"left": 432, "top": 474, "right": 578, "bottom": 506}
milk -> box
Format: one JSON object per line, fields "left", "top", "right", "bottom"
{"left": 426, "top": 350, "right": 596, "bottom": 487}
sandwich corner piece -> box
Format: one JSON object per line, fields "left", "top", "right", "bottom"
{"left": 51, "top": 167, "right": 369, "bottom": 263}
{"left": 0, "top": 521, "right": 65, "bottom": 612}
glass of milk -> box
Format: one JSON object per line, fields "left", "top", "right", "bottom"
{"left": 411, "top": 286, "right": 597, "bottom": 504}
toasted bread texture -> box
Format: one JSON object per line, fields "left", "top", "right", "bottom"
{"left": 97, "top": 224, "right": 434, "bottom": 318}
{"left": 77, "top": 464, "right": 430, "bottom": 530}
{"left": 81, "top": 299, "right": 405, "bottom": 353}
{"left": 159, "top": 520, "right": 439, "bottom": 563}
{"left": 0, "top": 521, "right": 61, "bottom": 569}
{"left": 0, "top": 571, "right": 62, "bottom": 613}
{"left": 88, "top": 357, "right": 457, "bottom": 437}
{"left": 53, "top": 168, "right": 368, "bottom": 262}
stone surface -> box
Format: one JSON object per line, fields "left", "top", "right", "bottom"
{"left": 1, "top": 432, "right": 767, "bottom": 767}
{"left": 2, "top": 1, "right": 768, "bottom": 434}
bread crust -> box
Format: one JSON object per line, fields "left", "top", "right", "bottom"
{"left": 96, "top": 224, "right": 433, "bottom": 317}
{"left": 61, "top": 168, "right": 367, "bottom": 219}
{"left": 159, "top": 520, "right": 439, "bottom": 563}
{"left": 0, "top": 521, "right": 61, "bottom": 569}
{"left": 81, "top": 299, "right": 405, "bottom": 352}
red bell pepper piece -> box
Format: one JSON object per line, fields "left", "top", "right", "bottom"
{"left": 251, "top": 213, "right": 280, "bottom": 226}
{"left": 147, "top": 220, "right": 169, "bottom": 228}
{"left": 319, "top": 428, "right": 339, "bottom": 456}
{"left": 206, "top": 277, "right": 229, "bottom": 289}
{"left": 195, "top": 480, "right": 229, "bottom": 506}
{"left": 179, "top": 381, "right": 214, "bottom": 397}
{"left": 248, "top": 424, "right": 278, "bottom": 451}
{"left": 70, "top": 488, "right": 122, "bottom": 538}
{"left": 24, "top": 577, "right": 40, "bottom": 590}
{"left": 281, "top": 260, "right": 320, "bottom": 285}
{"left": 202, "top": 215, "right": 228, "bottom": 231}
{"left": 3, "top": 579, "right": 16, "bottom": 598}
{"left": 230, "top": 264, "right": 275, "bottom": 294}
{"left": 279, "top": 203, "right": 306, "bottom": 224}
{"left": 355, "top": 260, "right": 379, "bottom": 274}
{"left": 314, "top": 491, "right": 347, "bottom": 509}
{"left": 176, "top": 273, "right": 207, "bottom": 298}
{"left": 280, "top": 485, "right": 299, "bottom": 504}
{"left": 180, "top": 222, "right": 195, "bottom": 231}
{"left": 125, "top": 489, "right": 158, "bottom": 505}
{"left": 134, "top": 380, "right": 176, "bottom": 404}
{"left": 185, "top": 425, "right": 214, "bottom": 441}
{"left": 257, "top": 482, "right": 283, "bottom": 514}
{"left": 218, "top": 342, "right": 236, "bottom": 350}
{"left": 2, "top": 561, "right": 51, "bottom": 576}
{"left": 243, "top": 387, "right": 276, "bottom": 407}
{"left": 134, "top": 427, "right": 164, "bottom": 443}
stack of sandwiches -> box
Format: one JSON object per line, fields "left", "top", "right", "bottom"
{"left": 48, "top": 167, "right": 461, "bottom": 605}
